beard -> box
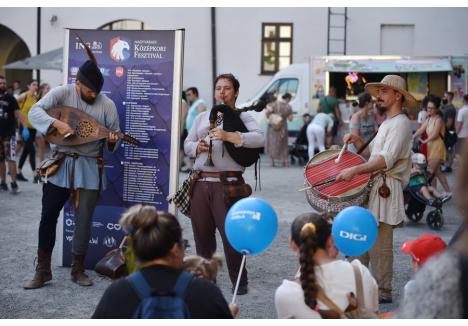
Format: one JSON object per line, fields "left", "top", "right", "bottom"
{"left": 80, "top": 92, "right": 96, "bottom": 105}
{"left": 376, "top": 101, "right": 388, "bottom": 114}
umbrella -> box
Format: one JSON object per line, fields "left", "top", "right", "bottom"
{"left": 3, "top": 48, "right": 63, "bottom": 71}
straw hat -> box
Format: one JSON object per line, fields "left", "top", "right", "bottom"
{"left": 365, "top": 75, "right": 418, "bottom": 109}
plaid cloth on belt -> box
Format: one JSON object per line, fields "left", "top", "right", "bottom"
{"left": 167, "top": 171, "right": 193, "bottom": 217}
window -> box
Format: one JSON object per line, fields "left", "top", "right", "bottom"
{"left": 260, "top": 78, "right": 299, "bottom": 103}
{"left": 261, "top": 23, "right": 293, "bottom": 75}
{"left": 99, "top": 19, "right": 146, "bottom": 30}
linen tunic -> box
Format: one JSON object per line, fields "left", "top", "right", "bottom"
{"left": 184, "top": 109, "right": 264, "bottom": 172}
{"left": 367, "top": 114, "right": 412, "bottom": 225}
{"left": 28, "top": 84, "right": 120, "bottom": 190}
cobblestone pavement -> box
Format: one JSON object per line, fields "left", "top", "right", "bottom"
{"left": 0, "top": 156, "right": 462, "bottom": 318}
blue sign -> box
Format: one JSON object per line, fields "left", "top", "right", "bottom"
{"left": 63, "top": 29, "right": 180, "bottom": 268}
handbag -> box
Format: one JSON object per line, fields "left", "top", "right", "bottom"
{"left": 36, "top": 152, "right": 66, "bottom": 179}
{"left": 268, "top": 113, "right": 283, "bottom": 131}
{"left": 219, "top": 172, "right": 252, "bottom": 208}
{"left": 95, "top": 236, "right": 128, "bottom": 279}
{"left": 167, "top": 170, "right": 196, "bottom": 218}
{"left": 317, "top": 263, "right": 377, "bottom": 319}
{"left": 267, "top": 102, "right": 283, "bottom": 131}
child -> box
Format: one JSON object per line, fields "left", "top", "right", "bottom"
{"left": 183, "top": 255, "right": 239, "bottom": 318}
{"left": 400, "top": 234, "right": 447, "bottom": 295}
{"left": 183, "top": 255, "right": 223, "bottom": 283}
{"left": 379, "top": 233, "right": 447, "bottom": 319}
{"left": 409, "top": 153, "right": 451, "bottom": 205}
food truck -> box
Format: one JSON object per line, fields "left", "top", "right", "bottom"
{"left": 243, "top": 55, "right": 468, "bottom": 134}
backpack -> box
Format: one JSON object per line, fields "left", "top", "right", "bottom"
{"left": 317, "top": 262, "right": 377, "bottom": 319}
{"left": 128, "top": 271, "right": 193, "bottom": 319}
{"left": 444, "top": 129, "right": 458, "bottom": 149}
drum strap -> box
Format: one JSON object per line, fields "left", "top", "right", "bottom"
{"left": 357, "top": 131, "right": 378, "bottom": 155}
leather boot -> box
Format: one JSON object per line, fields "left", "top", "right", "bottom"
{"left": 71, "top": 254, "right": 93, "bottom": 286}
{"left": 24, "top": 249, "right": 52, "bottom": 289}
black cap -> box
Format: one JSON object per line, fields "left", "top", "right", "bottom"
{"left": 76, "top": 60, "right": 104, "bottom": 93}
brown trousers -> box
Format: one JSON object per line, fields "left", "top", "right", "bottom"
{"left": 353, "top": 222, "right": 393, "bottom": 300}
{"left": 190, "top": 181, "right": 248, "bottom": 286}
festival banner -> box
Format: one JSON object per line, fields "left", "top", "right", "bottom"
{"left": 58, "top": 29, "right": 184, "bottom": 268}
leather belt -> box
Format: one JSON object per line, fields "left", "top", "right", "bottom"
{"left": 199, "top": 171, "right": 243, "bottom": 178}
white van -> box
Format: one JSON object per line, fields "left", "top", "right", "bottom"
{"left": 242, "top": 55, "right": 466, "bottom": 137}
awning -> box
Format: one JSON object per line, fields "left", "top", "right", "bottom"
{"left": 3, "top": 48, "right": 63, "bottom": 71}
{"left": 323, "top": 56, "right": 453, "bottom": 73}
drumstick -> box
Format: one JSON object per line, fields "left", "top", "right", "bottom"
{"left": 298, "top": 176, "right": 337, "bottom": 191}
{"left": 334, "top": 143, "right": 347, "bottom": 164}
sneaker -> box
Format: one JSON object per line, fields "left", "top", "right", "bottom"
{"left": 33, "top": 175, "right": 42, "bottom": 184}
{"left": 440, "top": 192, "right": 452, "bottom": 203}
{"left": 441, "top": 166, "right": 452, "bottom": 173}
{"left": 10, "top": 182, "right": 19, "bottom": 194}
{"left": 16, "top": 173, "right": 28, "bottom": 182}
{"left": 0, "top": 182, "right": 8, "bottom": 192}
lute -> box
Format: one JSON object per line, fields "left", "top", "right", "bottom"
{"left": 45, "top": 105, "right": 139, "bottom": 146}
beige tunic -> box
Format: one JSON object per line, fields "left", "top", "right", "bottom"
{"left": 368, "top": 114, "right": 412, "bottom": 225}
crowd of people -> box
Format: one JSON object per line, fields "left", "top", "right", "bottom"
{"left": 0, "top": 77, "right": 51, "bottom": 193}
{"left": 3, "top": 57, "right": 468, "bottom": 318}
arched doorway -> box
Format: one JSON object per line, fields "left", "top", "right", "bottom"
{"left": 0, "top": 24, "right": 32, "bottom": 91}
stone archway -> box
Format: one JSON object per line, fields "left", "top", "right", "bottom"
{"left": 0, "top": 24, "right": 31, "bottom": 91}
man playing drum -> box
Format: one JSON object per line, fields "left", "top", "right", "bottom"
{"left": 336, "top": 75, "right": 416, "bottom": 304}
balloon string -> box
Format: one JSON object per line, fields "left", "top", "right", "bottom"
{"left": 231, "top": 254, "right": 246, "bottom": 305}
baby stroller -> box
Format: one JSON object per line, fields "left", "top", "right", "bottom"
{"left": 403, "top": 153, "right": 449, "bottom": 230}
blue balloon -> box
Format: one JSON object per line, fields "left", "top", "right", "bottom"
{"left": 225, "top": 197, "right": 278, "bottom": 255}
{"left": 332, "top": 206, "right": 378, "bottom": 256}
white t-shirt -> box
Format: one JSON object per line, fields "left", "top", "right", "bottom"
{"left": 417, "top": 110, "right": 427, "bottom": 124}
{"left": 457, "top": 105, "right": 468, "bottom": 138}
{"left": 275, "top": 259, "right": 378, "bottom": 318}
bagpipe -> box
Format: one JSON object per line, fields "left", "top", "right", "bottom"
{"left": 44, "top": 105, "right": 139, "bottom": 146}
{"left": 204, "top": 100, "right": 265, "bottom": 167}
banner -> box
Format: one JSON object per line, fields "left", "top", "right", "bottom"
{"left": 59, "top": 29, "right": 184, "bottom": 268}
{"left": 407, "top": 73, "right": 428, "bottom": 101}
{"left": 450, "top": 56, "right": 467, "bottom": 108}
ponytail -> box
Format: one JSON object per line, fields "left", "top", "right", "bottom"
{"left": 291, "top": 213, "right": 332, "bottom": 310}
{"left": 299, "top": 223, "right": 319, "bottom": 309}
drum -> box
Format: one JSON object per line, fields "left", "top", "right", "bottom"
{"left": 304, "top": 149, "right": 372, "bottom": 214}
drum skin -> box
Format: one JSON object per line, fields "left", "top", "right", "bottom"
{"left": 304, "top": 149, "right": 372, "bottom": 214}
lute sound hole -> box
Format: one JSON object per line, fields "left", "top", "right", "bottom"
{"left": 75, "top": 121, "right": 94, "bottom": 138}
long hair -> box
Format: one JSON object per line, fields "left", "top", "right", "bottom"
{"left": 291, "top": 213, "right": 332, "bottom": 310}
{"left": 119, "top": 205, "right": 182, "bottom": 264}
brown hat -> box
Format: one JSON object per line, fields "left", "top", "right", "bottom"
{"left": 365, "top": 75, "right": 417, "bottom": 109}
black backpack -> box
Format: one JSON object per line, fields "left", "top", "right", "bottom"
{"left": 128, "top": 271, "right": 193, "bottom": 319}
